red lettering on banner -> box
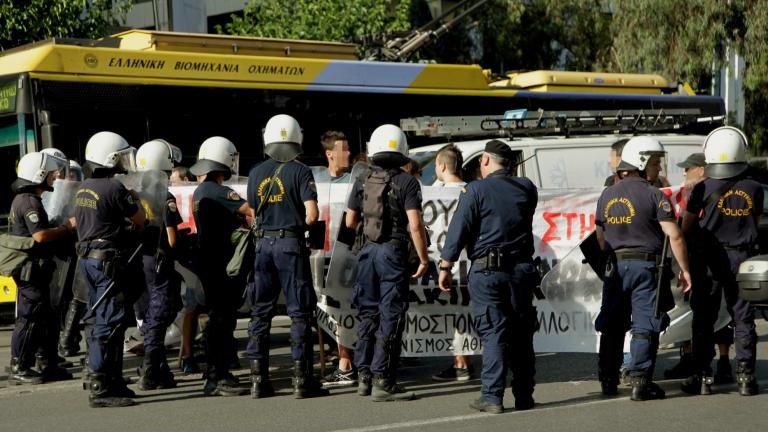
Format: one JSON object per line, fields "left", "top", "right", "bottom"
{"left": 542, "top": 212, "right": 561, "bottom": 244}
{"left": 579, "top": 213, "right": 595, "bottom": 239}
{"left": 564, "top": 212, "right": 578, "bottom": 239}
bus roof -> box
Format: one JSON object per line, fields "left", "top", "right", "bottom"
{"left": 0, "top": 30, "right": 699, "bottom": 97}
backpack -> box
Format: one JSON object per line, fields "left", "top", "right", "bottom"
{"left": 0, "top": 233, "right": 35, "bottom": 277}
{"left": 361, "top": 167, "right": 404, "bottom": 243}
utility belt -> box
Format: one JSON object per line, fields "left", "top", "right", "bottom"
{"left": 76, "top": 240, "right": 124, "bottom": 279}
{"left": 367, "top": 233, "right": 410, "bottom": 250}
{"left": 473, "top": 247, "right": 527, "bottom": 271}
{"left": 613, "top": 248, "right": 662, "bottom": 264}
{"left": 254, "top": 229, "right": 301, "bottom": 239}
{"left": 17, "top": 256, "right": 54, "bottom": 283}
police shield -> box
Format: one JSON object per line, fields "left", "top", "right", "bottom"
{"left": 325, "top": 162, "right": 368, "bottom": 294}
{"left": 42, "top": 179, "right": 80, "bottom": 226}
{"left": 116, "top": 170, "right": 169, "bottom": 247}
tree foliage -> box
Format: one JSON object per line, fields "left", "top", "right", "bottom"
{"left": 0, "top": 0, "right": 131, "bottom": 50}
{"left": 220, "top": 0, "right": 411, "bottom": 45}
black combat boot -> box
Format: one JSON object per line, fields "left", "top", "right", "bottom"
{"left": 8, "top": 358, "right": 43, "bottom": 385}
{"left": 203, "top": 366, "right": 248, "bottom": 397}
{"left": 357, "top": 369, "right": 372, "bottom": 396}
{"left": 292, "top": 360, "right": 329, "bottom": 399}
{"left": 371, "top": 373, "right": 415, "bottom": 402}
{"left": 680, "top": 372, "right": 713, "bottom": 395}
{"left": 58, "top": 300, "right": 84, "bottom": 357}
{"left": 511, "top": 378, "right": 536, "bottom": 410}
{"left": 598, "top": 369, "right": 619, "bottom": 396}
{"left": 714, "top": 357, "right": 733, "bottom": 384}
{"left": 736, "top": 361, "right": 759, "bottom": 396}
{"left": 138, "top": 349, "right": 176, "bottom": 391}
{"left": 249, "top": 359, "right": 274, "bottom": 399}
{"left": 89, "top": 372, "right": 135, "bottom": 408}
{"left": 630, "top": 376, "right": 665, "bottom": 401}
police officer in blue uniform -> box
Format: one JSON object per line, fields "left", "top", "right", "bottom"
{"left": 190, "top": 136, "right": 250, "bottom": 397}
{"left": 438, "top": 140, "right": 538, "bottom": 413}
{"left": 346, "top": 124, "right": 429, "bottom": 402}
{"left": 681, "top": 126, "right": 763, "bottom": 396}
{"left": 594, "top": 136, "right": 692, "bottom": 401}
{"left": 245, "top": 114, "right": 328, "bottom": 399}
{"left": 7, "top": 151, "right": 74, "bottom": 384}
{"left": 135, "top": 139, "right": 184, "bottom": 390}
{"left": 75, "top": 132, "right": 145, "bottom": 408}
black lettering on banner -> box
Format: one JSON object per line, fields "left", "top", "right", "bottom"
{"left": 342, "top": 314, "right": 356, "bottom": 330}
{"left": 429, "top": 314, "right": 441, "bottom": 334}
{"left": 423, "top": 288, "right": 446, "bottom": 305}
{"left": 406, "top": 313, "right": 419, "bottom": 332}
{"left": 418, "top": 316, "right": 431, "bottom": 333}
{"left": 425, "top": 338, "right": 436, "bottom": 352}
{"left": 558, "top": 312, "right": 570, "bottom": 333}
{"left": 443, "top": 314, "right": 456, "bottom": 334}
{"left": 456, "top": 313, "right": 467, "bottom": 334}
{"left": 422, "top": 200, "right": 438, "bottom": 226}
{"left": 436, "top": 199, "right": 457, "bottom": 225}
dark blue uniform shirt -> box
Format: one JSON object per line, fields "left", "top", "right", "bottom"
{"left": 75, "top": 178, "right": 139, "bottom": 246}
{"left": 595, "top": 176, "right": 675, "bottom": 255}
{"left": 143, "top": 191, "right": 183, "bottom": 254}
{"left": 441, "top": 168, "right": 538, "bottom": 262}
{"left": 347, "top": 168, "right": 422, "bottom": 221}
{"left": 10, "top": 192, "right": 53, "bottom": 257}
{"left": 686, "top": 177, "right": 763, "bottom": 248}
{"left": 192, "top": 180, "right": 245, "bottom": 258}
{"left": 247, "top": 159, "right": 317, "bottom": 232}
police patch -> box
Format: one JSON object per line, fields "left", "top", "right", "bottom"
{"left": 228, "top": 190, "right": 241, "bottom": 201}
{"left": 126, "top": 194, "right": 135, "bottom": 205}
{"left": 309, "top": 181, "right": 317, "bottom": 193}
{"left": 168, "top": 201, "right": 178, "bottom": 213}
{"left": 659, "top": 200, "right": 672, "bottom": 213}
{"left": 27, "top": 212, "right": 39, "bottom": 224}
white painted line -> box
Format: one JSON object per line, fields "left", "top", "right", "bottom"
{"left": 334, "top": 380, "right": 768, "bottom": 432}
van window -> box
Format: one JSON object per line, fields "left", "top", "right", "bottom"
{"left": 411, "top": 151, "right": 437, "bottom": 184}
{"left": 536, "top": 147, "right": 610, "bottom": 188}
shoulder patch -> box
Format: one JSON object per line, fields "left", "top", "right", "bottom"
{"left": 659, "top": 200, "right": 672, "bottom": 213}
{"left": 309, "top": 180, "right": 317, "bottom": 193}
{"left": 461, "top": 187, "right": 467, "bottom": 194}
{"left": 26, "top": 211, "right": 39, "bottom": 224}
{"left": 167, "top": 200, "right": 178, "bottom": 213}
{"left": 228, "top": 190, "right": 241, "bottom": 201}
{"left": 125, "top": 194, "right": 135, "bottom": 205}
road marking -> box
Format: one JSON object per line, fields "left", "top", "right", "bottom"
{"left": 334, "top": 380, "right": 768, "bottom": 432}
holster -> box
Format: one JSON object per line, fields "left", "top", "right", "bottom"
{"left": 306, "top": 221, "right": 326, "bottom": 250}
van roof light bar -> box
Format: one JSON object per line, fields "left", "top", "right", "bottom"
{"left": 400, "top": 109, "right": 725, "bottom": 140}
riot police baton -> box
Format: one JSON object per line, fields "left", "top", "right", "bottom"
{"left": 81, "top": 243, "right": 144, "bottom": 323}
{"left": 654, "top": 235, "right": 670, "bottom": 318}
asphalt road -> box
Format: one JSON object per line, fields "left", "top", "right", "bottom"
{"left": 0, "top": 317, "right": 766, "bottom": 432}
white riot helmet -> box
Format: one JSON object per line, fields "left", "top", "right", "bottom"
{"left": 12, "top": 151, "right": 67, "bottom": 192}
{"left": 263, "top": 114, "right": 303, "bottom": 162}
{"left": 615, "top": 136, "right": 665, "bottom": 171}
{"left": 84, "top": 131, "right": 136, "bottom": 173}
{"left": 189, "top": 136, "right": 239, "bottom": 180}
{"left": 68, "top": 160, "right": 84, "bottom": 181}
{"left": 40, "top": 148, "right": 69, "bottom": 179}
{"left": 367, "top": 124, "right": 409, "bottom": 167}
{"left": 702, "top": 126, "right": 749, "bottom": 179}
{"left": 136, "top": 139, "right": 182, "bottom": 172}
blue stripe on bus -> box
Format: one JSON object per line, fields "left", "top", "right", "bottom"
{"left": 309, "top": 60, "right": 425, "bottom": 89}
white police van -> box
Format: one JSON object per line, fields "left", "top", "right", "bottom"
{"left": 405, "top": 111, "right": 714, "bottom": 189}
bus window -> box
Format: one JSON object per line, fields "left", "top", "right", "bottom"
{"left": 0, "top": 115, "right": 22, "bottom": 220}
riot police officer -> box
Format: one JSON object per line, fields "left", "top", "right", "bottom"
{"left": 438, "top": 140, "right": 538, "bottom": 413}
{"left": 6, "top": 151, "right": 75, "bottom": 384}
{"left": 135, "top": 139, "right": 184, "bottom": 390}
{"left": 681, "top": 126, "right": 762, "bottom": 396}
{"left": 245, "top": 114, "right": 328, "bottom": 399}
{"left": 75, "top": 131, "right": 145, "bottom": 407}
{"left": 189, "top": 136, "right": 250, "bottom": 397}
{"left": 594, "top": 136, "right": 692, "bottom": 401}
{"left": 345, "top": 124, "right": 429, "bottom": 402}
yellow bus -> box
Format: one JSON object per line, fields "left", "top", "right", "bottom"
{"left": 0, "top": 30, "right": 724, "bottom": 308}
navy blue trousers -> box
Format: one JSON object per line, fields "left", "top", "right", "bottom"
{"left": 352, "top": 243, "right": 409, "bottom": 377}
{"left": 197, "top": 254, "right": 239, "bottom": 378}
{"left": 596, "top": 259, "right": 668, "bottom": 380}
{"left": 691, "top": 248, "right": 756, "bottom": 371}
{"left": 140, "top": 255, "right": 181, "bottom": 355}
{"left": 81, "top": 257, "right": 127, "bottom": 374}
{"left": 11, "top": 264, "right": 55, "bottom": 368}
{"left": 469, "top": 262, "right": 537, "bottom": 406}
{"left": 246, "top": 237, "right": 316, "bottom": 363}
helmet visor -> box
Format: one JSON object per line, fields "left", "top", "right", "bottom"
{"left": 41, "top": 153, "right": 68, "bottom": 181}
{"left": 230, "top": 151, "right": 240, "bottom": 176}
{"left": 114, "top": 147, "right": 137, "bottom": 173}
{"left": 169, "top": 144, "right": 183, "bottom": 166}
{"left": 643, "top": 153, "right": 669, "bottom": 186}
